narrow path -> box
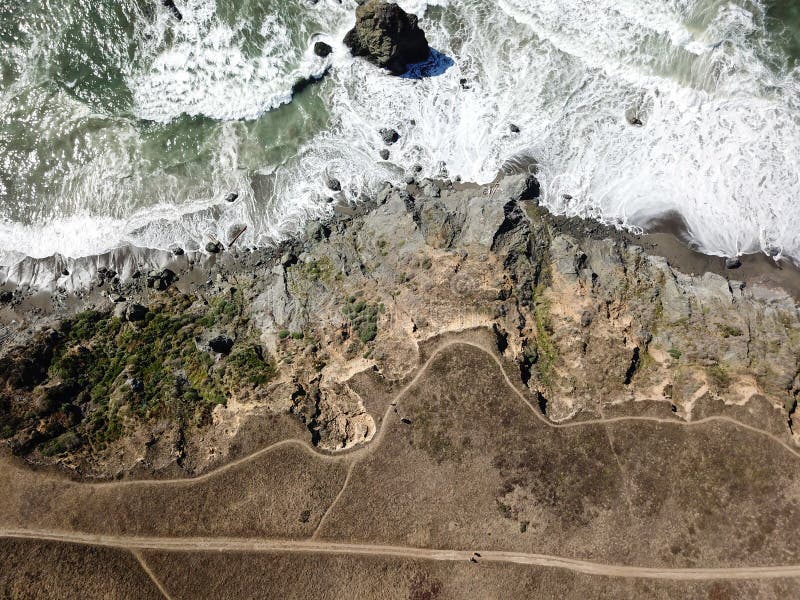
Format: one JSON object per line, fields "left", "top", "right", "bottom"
{"left": 133, "top": 550, "right": 175, "bottom": 600}
{"left": 312, "top": 461, "right": 356, "bottom": 540}
{"left": 80, "top": 336, "right": 800, "bottom": 490}
{"left": 3, "top": 529, "right": 800, "bottom": 581}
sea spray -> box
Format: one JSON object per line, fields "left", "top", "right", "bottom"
{"left": 1, "top": 0, "right": 799, "bottom": 265}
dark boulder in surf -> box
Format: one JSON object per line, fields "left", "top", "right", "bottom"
{"left": 313, "top": 41, "right": 333, "bottom": 58}
{"left": 344, "top": 0, "right": 430, "bottom": 75}
{"left": 379, "top": 127, "right": 400, "bottom": 144}
{"left": 162, "top": 0, "right": 182, "bottom": 20}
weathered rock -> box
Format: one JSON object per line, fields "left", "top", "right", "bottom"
{"left": 313, "top": 41, "right": 333, "bottom": 58}
{"left": 510, "top": 123, "right": 521, "bottom": 133}
{"left": 725, "top": 257, "right": 742, "bottom": 269}
{"left": 145, "top": 269, "right": 175, "bottom": 291}
{"left": 125, "top": 303, "right": 148, "bottom": 322}
{"left": 325, "top": 176, "right": 342, "bottom": 192}
{"left": 0, "top": 290, "right": 12, "bottom": 303}
{"left": 379, "top": 149, "right": 390, "bottom": 160}
{"left": 224, "top": 192, "right": 239, "bottom": 203}
{"left": 379, "top": 128, "right": 400, "bottom": 145}
{"left": 162, "top": 0, "right": 182, "bottom": 20}
{"left": 205, "top": 241, "right": 223, "bottom": 254}
{"left": 208, "top": 335, "right": 234, "bottom": 355}
{"left": 343, "top": 0, "right": 430, "bottom": 75}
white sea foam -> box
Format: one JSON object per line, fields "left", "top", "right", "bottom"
{"left": 129, "top": 0, "right": 337, "bottom": 122}
{"left": 2, "top": 0, "right": 800, "bottom": 267}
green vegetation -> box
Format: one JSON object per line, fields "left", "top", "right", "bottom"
{"left": 15, "top": 291, "right": 274, "bottom": 454}
{"left": 301, "top": 256, "right": 334, "bottom": 282}
{"left": 718, "top": 324, "right": 744, "bottom": 338}
{"left": 706, "top": 364, "right": 731, "bottom": 390}
{"left": 533, "top": 291, "right": 557, "bottom": 388}
{"left": 668, "top": 348, "right": 682, "bottom": 360}
{"left": 343, "top": 296, "right": 381, "bottom": 344}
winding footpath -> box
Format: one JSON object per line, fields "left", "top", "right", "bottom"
{"left": 3, "top": 334, "right": 800, "bottom": 583}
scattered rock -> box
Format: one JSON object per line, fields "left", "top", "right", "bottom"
{"left": 128, "top": 378, "right": 144, "bottom": 394}
{"left": 169, "top": 244, "right": 185, "bottom": 256}
{"left": 379, "top": 149, "right": 390, "bottom": 160}
{"left": 313, "top": 41, "right": 333, "bottom": 58}
{"left": 343, "top": 0, "right": 430, "bottom": 75}
{"left": 146, "top": 269, "right": 175, "bottom": 291}
{"left": 423, "top": 183, "right": 441, "bottom": 198}
{"left": 509, "top": 123, "right": 520, "bottom": 133}
{"left": 325, "top": 176, "right": 342, "bottom": 192}
{"left": 0, "top": 290, "right": 12, "bottom": 303}
{"left": 208, "top": 335, "right": 234, "bottom": 355}
{"left": 224, "top": 192, "right": 239, "bottom": 203}
{"left": 206, "top": 241, "right": 223, "bottom": 254}
{"left": 162, "top": 0, "right": 182, "bottom": 20}
{"left": 125, "top": 303, "right": 148, "bottom": 322}
{"left": 459, "top": 77, "right": 470, "bottom": 90}
{"left": 725, "top": 257, "right": 742, "bottom": 270}
{"left": 379, "top": 128, "right": 400, "bottom": 145}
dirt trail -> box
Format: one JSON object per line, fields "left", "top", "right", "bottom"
{"left": 2, "top": 528, "right": 800, "bottom": 581}
{"left": 5, "top": 334, "right": 800, "bottom": 582}
{"left": 133, "top": 550, "right": 175, "bottom": 600}
{"left": 79, "top": 336, "right": 800, "bottom": 491}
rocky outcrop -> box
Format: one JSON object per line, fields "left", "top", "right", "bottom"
{"left": 344, "top": 0, "right": 430, "bottom": 75}
{"left": 3, "top": 167, "right": 800, "bottom": 480}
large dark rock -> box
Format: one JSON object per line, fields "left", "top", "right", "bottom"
{"left": 209, "top": 335, "right": 234, "bottom": 355}
{"left": 313, "top": 41, "right": 333, "bottom": 58}
{"left": 162, "top": 0, "right": 182, "bottom": 20}
{"left": 344, "top": 0, "right": 430, "bottom": 75}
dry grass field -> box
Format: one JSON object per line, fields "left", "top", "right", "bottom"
{"left": 2, "top": 329, "right": 800, "bottom": 598}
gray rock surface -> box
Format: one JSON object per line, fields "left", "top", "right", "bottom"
{"left": 343, "top": 0, "right": 430, "bottom": 75}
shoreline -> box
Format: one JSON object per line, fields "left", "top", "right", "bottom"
{"left": 2, "top": 170, "right": 800, "bottom": 481}
{"left": 2, "top": 178, "right": 800, "bottom": 307}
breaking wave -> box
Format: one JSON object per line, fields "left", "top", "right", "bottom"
{"left": 1, "top": 0, "right": 799, "bottom": 266}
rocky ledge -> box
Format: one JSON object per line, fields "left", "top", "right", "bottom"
{"left": 1, "top": 171, "right": 799, "bottom": 479}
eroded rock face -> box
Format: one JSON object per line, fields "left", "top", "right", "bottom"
{"left": 4, "top": 165, "right": 800, "bottom": 479}
{"left": 344, "top": 0, "right": 430, "bottom": 75}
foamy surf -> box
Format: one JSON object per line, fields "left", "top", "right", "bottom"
{"left": 1, "top": 0, "right": 800, "bottom": 268}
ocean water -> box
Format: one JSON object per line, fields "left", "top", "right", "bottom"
{"left": 0, "top": 0, "right": 799, "bottom": 266}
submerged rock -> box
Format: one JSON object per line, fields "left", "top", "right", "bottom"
{"left": 343, "top": 0, "right": 430, "bottom": 75}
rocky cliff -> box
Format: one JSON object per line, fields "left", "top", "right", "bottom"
{"left": 1, "top": 172, "right": 799, "bottom": 479}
